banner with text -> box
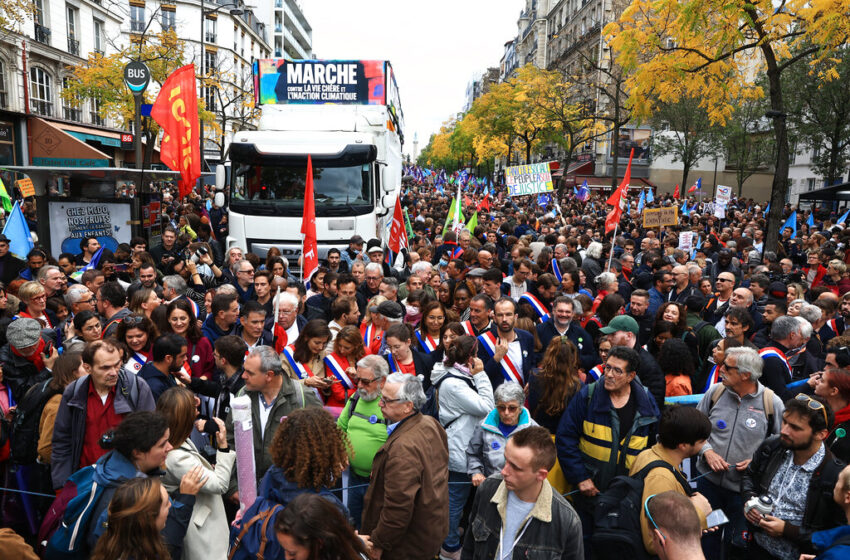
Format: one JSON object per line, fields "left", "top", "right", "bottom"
{"left": 255, "top": 59, "right": 388, "bottom": 106}
{"left": 506, "top": 163, "right": 554, "bottom": 197}
{"left": 48, "top": 200, "right": 132, "bottom": 257}
{"left": 642, "top": 206, "right": 679, "bottom": 228}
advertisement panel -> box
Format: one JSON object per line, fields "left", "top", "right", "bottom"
{"left": 255, "top": 59, "right": 388, "bottom": 106}
{"left": 48, "top": 200, "right": 132, "bottom": 256}
{"left": 505, "top": 163, "right": 554, "bottom": 197}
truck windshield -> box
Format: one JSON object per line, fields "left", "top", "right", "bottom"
{"left": 230, "top": 162, "right": 373, "bottom": 217}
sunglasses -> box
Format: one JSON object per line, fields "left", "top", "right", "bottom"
{"left": 795, "top": 394, "right": 828, "bottom": 427}
{"left": 124, "top": 315, "right": 146, "bottom": 326}
{"left": 496, "top": 404, "right": 520, "bottom": 412}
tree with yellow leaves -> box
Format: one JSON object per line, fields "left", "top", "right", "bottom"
{"left": 606, "top": 0, "right": 850, "bottom": 252}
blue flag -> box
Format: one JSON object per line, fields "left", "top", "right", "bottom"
{"left": 576, "top": 180, "right": 589, "bottom": 202}
{"left": 681, "top": 200, "right": 689, "bottom": 216}
{"left": 806, "top": 214, "right": 814, "bottom": 227}
{"left": 637, "top": 190, "right": 645, "bottom": 213}
{"left": 645, "top": 188, "right": 654, "bottom": 203}
{"left": 838, "top": 208, "right": 850, "bottom": 225}
{"left": 1, "top": 201, "right": 33, "bottom": 259}
{"left": 764, "top": 202, "right": 770, "bottom": 217}
{"left": 573, "top": 186, "right": 579, "bottom": 197}
{"left": 537, "top": 193, "right": 551, "bottom": 207}
{"left": 781, "top": 211, "right": 797, "bottom": 239}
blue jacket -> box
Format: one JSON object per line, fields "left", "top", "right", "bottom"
{"left": 476, "top": 327, "right": 537, "bottom": 389}
{"left": 812, "top": 525, "right": 850, "bottom": 559}
{"left": 201, "top": 315, "right": 237, "bottom": 346}
{"left": 138, "top": 361, "right": 177, "bottom": 403}
{"left": 259, "top": 465, "right": 347, "bottom": 517}
{"left": 647, "top": 287, "right": 666, "bottom": 317}
{"left": 556, "top": 379, "right": 659, "bottom": 491}
{"left": 536, "top": 318, "right": 597, "bottom": 371}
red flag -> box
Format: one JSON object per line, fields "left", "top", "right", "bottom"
{"left": 387, "top": 195, "right": 408, "bottom": 265}
{"left": 605, "top": 148, "right": 634, "bottom": 234}
{"left": 673, "top": 184, "right": 680, "bottom": 199}
{"left": 463, "top": 195, "right": 473, "bottom": 207}
{"left": 479, "top": 193, "right": 490, "bottom": 212}
{"left": 150, "top": 64, "right": 200, "bottom": 199}
{"left": 301, "top": 155, "right": 318, "bottom": 286}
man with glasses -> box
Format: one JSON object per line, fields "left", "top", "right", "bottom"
{"left": 360, "top": 373, "right": 449, "bottom": 560}
{"left": 741, "top": 394, "right": 845, "bottom": 560}
{"left": 703, "top": 272, "right": 737, "bottom": 325}
{"left": 337, "top": 355, "right": 390, "bottom": 530}
{"left": 357, "top": 262, "right": 383, "bottom": 313}
{"left": 670, "top": 265, "right": 697, "bottom": 303}
{"left": 271, "top": 291, "right": 305, "bottom": 353}
{"left": 628, "top": 405, "right": 712, "bottom": 557}
{"left": 0, "top": 233, "right": 25, "bottom": 285}
{"left": 556, "top": 345, "right": 660, "bottom": 554}
{"left": 695, "top": 347, "right": 785, "bottom": 558}
{"left": 232, "top": 259, "right": 255, "bottom": 303}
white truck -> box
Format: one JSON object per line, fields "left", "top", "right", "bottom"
{"left": 220, "top": 59, "right": 404, "bottom": 268}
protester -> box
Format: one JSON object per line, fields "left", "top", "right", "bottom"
{"left": 274, "top": 493, "right": 370, "bottom": 560}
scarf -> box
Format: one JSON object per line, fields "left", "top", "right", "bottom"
{"left": 12, "top": 337, "right": 46, "bottom": 371}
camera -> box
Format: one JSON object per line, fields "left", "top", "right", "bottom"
{"left": 745, "top": 495, "right": 774, "bottom": 517}
{"left": 190, "top": 246, "right": 209, "bottom": 264}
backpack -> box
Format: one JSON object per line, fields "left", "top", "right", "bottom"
{"left": 420, "top": 372, "right": 476, "bottom": 428}
{"left": 10, "top": 379, "right": 60, "bottom": 464}
{"left": 228, "top": 497, "right": 284, "bottom": 560}
{"left": 591, "top": 460, "right": 691, "bottom": 560}
{"left": 39, "top": 465, "right": 105, "bottom": 560}
{"left": 344, "top": 393, "right": 388, "bottom": 425}
{"left": 709, "top": 385, "right": 776, "bottom": 436}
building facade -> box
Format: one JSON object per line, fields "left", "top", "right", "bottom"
{"left": 271, "top": 0, "right": 311, "bottom": 59}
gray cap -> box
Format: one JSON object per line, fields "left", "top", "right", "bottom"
{"left": 467, "top": 267, "right": 487, "bottom": 277}
{"left": 375, "top": 300, "right": 404, "bottom": 320}
{"left": 7, "top": 318, "right": 42, "bottom": 349}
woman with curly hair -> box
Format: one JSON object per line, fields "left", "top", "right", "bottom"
{"left": 90, "top": 477, "right": 171, "bottom": 560}
{"left": 657, "top": 337, "right": 696, "bottom": 396}
{"left": 655, "top": 301, "right": 699, "bottom": 362}
{"left": 323, "top": 325, "right": 366, "bottom": 408}
{"left": 259, "top": 407, "right": 349, "bottom": 513}
{"left": 527, "top": 336, "right": 583, "bottom": 434}
{"left": 275, "top": 493, "right": 370, "bottom": 560}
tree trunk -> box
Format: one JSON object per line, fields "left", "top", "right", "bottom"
{"left": 681, "top": 165, "right": 690, "bottom": 194}
{"left": 764, "top": 48, "right": 789, "bottom": 255}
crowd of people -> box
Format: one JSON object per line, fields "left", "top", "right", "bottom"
{"left": 1, "top": 181, "right": 850, "bottom": 560}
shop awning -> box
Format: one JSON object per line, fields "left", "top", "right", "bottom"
{"left": 58, "top": 123, "right": 123, "bottom": 148}
{"left": 566, "top": 160, "right": 594, "bottom": 176}
{"left": 29, "top": 118, "right": 111, "bottom": 167}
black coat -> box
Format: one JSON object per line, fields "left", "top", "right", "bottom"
{"left": 0, "top": 253, "right": 25, "bottom": 285}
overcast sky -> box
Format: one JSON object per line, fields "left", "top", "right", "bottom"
{"left": 302, "top": 0, "right": 524, "bottom": 159}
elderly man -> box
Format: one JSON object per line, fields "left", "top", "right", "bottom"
{"left": 361, "top": 373, "right": 449, "bottom": 560}
{"left": 398, "top": 260, "right": 436, "bottom": 301}
{"left": 38, "top": 265, "right": 66, "bottom": 298}
{"left": 556, "top": 346, "right": 660, "bottom": 555}
{"left": 537, "top": 296, "right": 597, "bottom": 370}
{"left": 232, "top": 259, "right": 255, "bottom": 303}
{"left": 357, "top": 262, "right": 383, "bottom": 312}
{"left": 670, "top": 265, "right": 697, "bottom": 303}
{"left": 272, "top": 291, "right": 306, "bottom": 352}
{"left": 716, "top": 286, "right": 759, "bottom": 336}
{"left": 338, "top": 354, "right": 390, "bottom": 529}
{"left": 695, "top": 347, "right": 784, "bottom": 559}
{"left": 758, "top": 315, "right": 804, "bottom": 399}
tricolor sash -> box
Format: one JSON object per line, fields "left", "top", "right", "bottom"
{"left": 450, "top": 245, "right": 463, "bottom": 258}
{"left": 461, "top": 321, "right": 475, "bottom": 336}
{"left": 181, "top": 295, "right": 200, "bottom": 318}
{"left": 387, "top": 353, "right": 400, "bottom": 373}
{"left": 324, "top": 353, "right": 354, "bottom": 389}
{"left": 826, "top": 318, "right": 840, "bottom": 335}
{"left": 415, "top": 330, "right": 438, "bottom": 354}
{"left": 282, "top": 345, "right": 313, "bottom": 380}
{"left": 519, "top": 292, "right": 549, "bottom": 321}
{"left": 125, "top": 352, "right": 147, "bottom": 374}
{"left": 759, "top": 347, "right": 792, "bottom": 381}
{"left": 702, "top": 364, "right": 721, "bottom": 393}
{"left": 587, "top": 365, "right": 604, "bottom": 382}
{"left": 551, "top": 259, "right": 563, "bottom": 282}
{"left": 361, "top": 324, "right": 377, "bottom": 346}
{"left": 477, "top": 331, "right": 524, "bottom": 384}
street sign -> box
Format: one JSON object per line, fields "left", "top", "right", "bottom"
{"left": 121, "top": 133, "right": 134, "bottom": 150}
{"left": 124, "top": 61, "right": 151, "bottom": 96}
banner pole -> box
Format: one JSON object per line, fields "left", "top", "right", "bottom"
{"left": 607, "top": 222, "right": 618, "bottom": 272}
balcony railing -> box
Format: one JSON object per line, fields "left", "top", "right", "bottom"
{"left": 90, "top": 111, "right": 104, "bottom": 126}
{"left": 205, "top": 32, "right": 216, "bottom": 43}
{"left": 34, "top": 23, "right": 51, "bottom": 45}
{"left": 67, "top": 38, "right": 79, "bottom": 56}
{"left": 63, "top": 106, "right": 82, "bottom": 122}
{"left": 31, "top": 100, "right": 53, "bottom": 116}
{"left": 130, "top": 20, "right": 145, "bottom": 33}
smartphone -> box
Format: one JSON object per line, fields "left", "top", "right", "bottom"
{"left": 706, "top": 509, "right": 730, "bottom": 528}
{"left": 43, "top": 341, "right": 54, "bottom": 355}
{"left": 114, "top": 263, "right": 129, "bottom": 272}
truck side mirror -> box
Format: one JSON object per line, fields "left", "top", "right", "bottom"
{"left": 381, "top": 165, "right": 394, "bottom": 193}
{"left": 215, "top": 165, "right": 226, "bottom": 191}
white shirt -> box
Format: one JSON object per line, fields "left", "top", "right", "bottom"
{"left": 506, "top": 338, "right": 523, "bottom": 371}
{"left": 258, "top": 394, "right": 275, "bottom": 439}
{"left": 504, "top": 276, "right": 527, "bottom": 300}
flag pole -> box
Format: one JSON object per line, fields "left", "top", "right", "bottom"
{"left": 606, "top": 222, "right": 618, "bottom": 272}
{"left": 273, "top": 286, "right": 281, "bottom": 327}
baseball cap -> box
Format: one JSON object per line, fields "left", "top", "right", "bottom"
{"left": 600, "top": 315, "right": 640, "bottom": 335}
{"left": 0, "top": 234, "right": 10, "bottom": 243}
{"left": 767, "top": 281, "right": 788, "bottom": 301}
{"left": 7, "top": 318, "right": 42, "bottom": 349}
{"left": 375, "top": 301, "right": 404, "bottom": 320}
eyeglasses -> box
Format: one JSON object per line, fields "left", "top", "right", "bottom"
{"left": 795, "top": 394, "right": 828, "bottom": 426}
{"left": 239, "top": 269, "right": 255, "bottom": 275}
{"left": 31, "top": 294, "right": 47, "bottom": 301}
{"left": 77, "top": 297, "right": 93, "bottom": 304}
{"left": 719, "top": 362, "right": 739, "bottom": 372}
{"left": 717, "top": 278, "right": 734, "bottom": 283}
{"left": 354, "top": 377, "right": 377, "bottom": 386}
{"left": 643, "top": 494, "right": 666, "bottom": 541}
{"left": 496, "top": 404, "right": 520, "bottom": 412}
{"left": 603, "top": 364, "right": 628, "bottom": 376}
{"left": 379, "top": 395, "right": 402, "bottom": 404}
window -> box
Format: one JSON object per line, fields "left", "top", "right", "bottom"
{"left": 34, "top": 0, "right": 50, "bottom": 44}
{"left": 807, "top": 178, "right": 817, "bottom": 192}
{"left": 204, "top": 84, "right": 216, "bottom": 112}
{"left": 204, "top": 50, "right": 216, "bottom": 74}
{"left": 30, "top": 67, "right": 53, "bottom": 116}
{"left": 205, "top": 17, "right": 216, "bottom": 43}
{"left": 0, "top": 61, "right": 7, "bottom": 109}
{"left": 62, "top": 77, "right": 82, "bottom": 122}
{"left": 161, "top": 8, "right": 175, "bottom": 31}
{"left": 91, "top": 97, "right": 104, "bottom": 126}
{"left": 34, "top": 0, "right": 45, "bottom": 25}
{"left": 130, "top": 5, "right": 145, "bottom": 33}
{"left": 93, "top": 19, "right": 104, "bottom": 53}
{"left": 66, "top": 5, "right": 79, "bottom": 55}
{"left": 234, "top": 26, "right": 238, "bottom": 51}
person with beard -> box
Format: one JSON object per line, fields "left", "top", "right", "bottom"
{"left": 627, "top": 289, "right": 655, "bottom": 348}
{"left": 477, "top": 297, "right": 537, "bottom": 390}
{"left": 753, "top": 299, "right": 788, "bottom": 348}
{"left": 536, "top": 296, "right": 597, "bottom": 371}
{"left": 138, "top": 333, "right": 189, "bottom": 402}
{"left": 742, "top": 395, "right": 845, "bottom": 560}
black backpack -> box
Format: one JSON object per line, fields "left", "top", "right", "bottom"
{"left": 591, "top": 460, "right": 691, "bottom": 559}
{"left": 10, "top": 378, "right": 60, "bottom": 464}
{"left": 420, "top": 372, "right": 475, "bottom": 427}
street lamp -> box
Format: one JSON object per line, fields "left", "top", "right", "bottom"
{"left": 200, "top": 0, "right": 243, "bottom": 173}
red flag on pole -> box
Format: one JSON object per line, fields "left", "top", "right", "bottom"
{"left": 387, "top": 195, "right": 408, "bottom": 266}
{"left": 150, "top": 64, "right": 200, "bottom": 199}
{"left": 301, "top": 155, "right": 318, "bottom": 287}
{"left": 605, "top": 148, "right": 635, "bottom": 234}
{"left": 479, "top": 193, "right": 490, "bottom": 212}
{"left": 673, "top": 184, "right": 680, "bottom": 199}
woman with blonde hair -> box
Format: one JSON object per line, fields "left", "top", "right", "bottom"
{"left": 90, "top": 477, "right": 171, "bottom": 560}
{"left": 17, "top": 280, "right": 55, "bottom": 328}
{"left": 158, "top": 387, "right": 235, "bottom": 560}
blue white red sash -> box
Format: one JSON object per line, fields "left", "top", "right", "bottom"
{"left": 282, "top": 345, "right": 313, "bottom": 380}
{"left": 702, "top": 364, "right": 721, "bottom": 393}
{"left": 361, "top": 324, "right": 376, "bottom": 346}
{"left": 551, "top": 259, "right": 562, "bottom": 282}
{"left": 519, "top": 292, "right": 549, "bottom": 321}
{"left": 181, "top": 295, "right": 200, "bottom": 318}
{"left": 324, "top": 353, "right": 354, "bottom": 389}
{"left": 125, "top": 352, "right": 147, "bottom": 374}
{"left": 450, "top": 245, "right": 463, "bottom": 258}
{"left": 826, "top": 318, "right": 841, "bottom": 335}
{"left": 387, "top": 353, "right": 399, "bottom": 373}
{"left": 759, "top": 347, "right": 792, "bottom": 381}
{"left": 461, "top": 321, "right": 475, "bottom": 336}
{"left": 587, "top": 365, "right": 604, "bottom": 381}
{"left": 415, "top": 330, "right": 438, "bottom": 353}
{"left": 477, "top": 331, "right": 524, "bottom": 384}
